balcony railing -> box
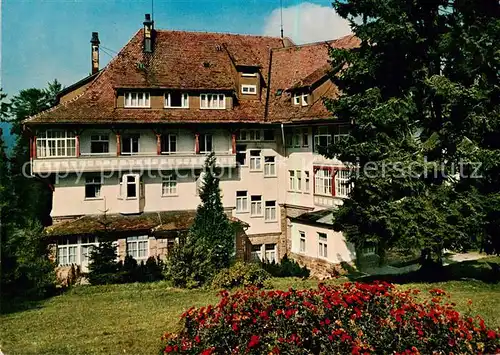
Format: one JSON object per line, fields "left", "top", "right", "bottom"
{"left": 31, "top": 151, "right": 236, "bottom": 174}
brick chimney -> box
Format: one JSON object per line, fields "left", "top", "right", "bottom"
{"left": 90, "top": 32, "right": 100, "bottom": 75}
{"left": 143, "top": 14, "right": 154, "bottom": 53}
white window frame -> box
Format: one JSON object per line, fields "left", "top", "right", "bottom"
{"left": 251, "top": 244, "right": 263, "bottom": 262}
{"left": 121, "top": 135, "right": 140, "bottom": 155}
{"left": 85, "top": 176, "right": 102, "bottom": 199}
{"left": 264, "top": 156, "right": 276, "bottom": 177}
{"left": 241, "top": 84, "right": 257, "bottom": 95}
{"left": 315, "top": 168, "right": 332, "bottom": 196}
{"left": 363, "top": 246, "right": 376, "bottom": 256}
{"left": 164, "top": 92, "right": 189, "bottom": 108}
{"left": 161, "top": 134, "right": 177, "bottom": 154}
{"left": 250, "top": 195, "right": 263, "bottom": 217}
{"left": 90, "top": 134, "right": 110, "bottom": 155}
{"left": 124, "top": 92, "right": 150, "bottom": 108}
{"left": 293, "top": 93, "right": 308, "bottom": 106}
{"left": 318, "top": 233, "right": 328, "bottom": 258}
{"left": 200, "top": 93, "right": 226, "bottom": 109}
{"left": 120, "top": 173, "right": 140, "bottom": 200}
{"left": 304, "top": 171, "right": 310, "bottom": 193}
{"left": 249, "top": 150, "right": 262, "bottom": 171}
{"left": 299, "top": 231, "right": 306, "bottom": 253}
{"left": 162, "top": 174, "right": 177, "bottom": 196}
{"left": 36, "top": 130, "right": 77, "bottom": 158}
{"left": 199, "top": 134, "right": 213, "bottom": 153}
{"left": 289, "top": 170, "right": 301, "bottom": 192}
{"left": 241, "top": 72, "right": 257, "bottom": 77}
{"left": 334, "top": 169, "right": 352, "bottom": 198}
{"left": 314, "top": 126, "right": 332, "bottom": 149}
{"left": 237, "top": 129, "right": 262, "bottom": 142}
{"left": 57, "top": 236, "right": 99, "bottom": 267}
{"left": 236, "top": 191, "right": 248, "bottom": 213}
{"left": 264, "top": 200, "right": 277, "bottom": 222}
{"left": 126, "top": 235, "right": 149, "bottom": 261}
{"left": 265, "top": 244, "right": 277, "bottom": 263}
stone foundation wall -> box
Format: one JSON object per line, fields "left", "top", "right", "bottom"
{"left": 290, "top": 252, "right": 356, "bottom": 279}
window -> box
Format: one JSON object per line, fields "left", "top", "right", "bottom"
{"left": 199, "top": 134, "right": 213, "bottom": 153}
{"left": 299, "top": 231, "right": 306, "bottom": 253}
{"left": 57, "top": 236, "right": 98, "bottom": 268}
{"left": 250, "top": 195, "right": 262, "bottom": 216}
{"left": 265, "top": 244, "right": 277, "bottom": 263}
{"left": 162, "top": 174, "right": 177, "bottom": 196}
{"left": 90, "top": 134, "right": 109, "bottom": 154}
{"left": 124, "top": 92, "right": 150, "bottom": 108}
{"left": 304, "top": 171, "right": 310, "bottom": 193}
{"left": 302, "top": 128, "right": 309, "bottom": 147}
{"left": 289, "top": 170, "right": 296, "bottom": 191}
{"left": 200, "top": 94, "right": 225, "bottom": 109}
{"left": 120, "top": 174, "right": 139, "bottom": 199}
{"left": 57, "top": 237, "right": 78, "bottom": 266}
{"left": 333, "top": 125, "right": 349, "bottom": 143}
{"left": 335, "top": 169, "right": 352, "bottom": 198}
{"left": 236, "top": 191, "right": 248, "bottom": 212}
{"left": 318, "top": 233, "right": 328, "bottom": 258}
{"left": 315, "top": 168, "right": 332, "bottom": 195}
{"left": 241, "top": 84, "right": 257, "bottom": 95}
{"left": 238, "top": 129, "right": 261, "bottom": 141}
{"left": 161, "top": 134, "right": 177, "bottom": 154}
{"left": 251, "top": 244, "right": 262, "bottom": 261}
{"left": 289, "top": 170, "right": 301, "bottom": 192}
{"left": 85, "top": 176, "right": 102, "bottom": 199}
{"left": 165, "top": 92, "right": 189, "bottom": 108}
{"left": 265, "top": 201, "right": 277, "bottom": 221}
{"left": 127, "top": 236, "right": 149, "bottom": 260}
{"left": 236, "top": 144, "right": 247, "bottom": 165}
{"left": 285, "top": 128, "right": 304, "bottom": 148}
{"left": 241, "top": 72, "right": 257, "bottom": 77}
{"left": 263, "top": 129, "right": 275, "bottom": 141}
{"left": 36, "top": 130, "right": 76, "bottom": 158}
{"left": 314, "top": 126, "right": 332, "bottom": 149}
{"left": 363, "top": 245, "right": 376, "bottom": 256}
{"left": 264, "top": 156, "right": 276, "bottom": 177}
{"left": 121, "top": 135, "right": 139, "bottom": 155}
{"left": 293, "top": 93, "right": 308, "bottom": 106}
{"left": 249, "top": 150, "right": 261, "bottom": 171}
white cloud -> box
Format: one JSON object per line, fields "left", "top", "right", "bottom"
{"left": 263, "top": 2, "right": 351, "bottom": 44}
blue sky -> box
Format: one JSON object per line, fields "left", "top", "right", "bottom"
{"left": 1, "top": 0, "right": 351, "bottom": 144}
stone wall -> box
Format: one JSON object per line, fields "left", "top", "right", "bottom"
{"left": 290, "top": 252, "right": 355, "bottom": 279}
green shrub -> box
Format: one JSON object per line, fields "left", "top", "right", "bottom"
{"left": 211, "top": 262, "right": 270, "bottom": 289}
{"left": 261, "top": 254, "right": 310, "bottom": 278}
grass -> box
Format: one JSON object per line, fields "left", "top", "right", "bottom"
{"left": 1, "top": 261, "right": 500, "bottom": 355}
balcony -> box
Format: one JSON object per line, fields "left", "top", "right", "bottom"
{"left": 31, "top": 151, "right": 237, "bottom": 174}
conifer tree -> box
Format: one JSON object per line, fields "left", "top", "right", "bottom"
{"left": 324, "top": 0, "right": 499, "bottom": 263}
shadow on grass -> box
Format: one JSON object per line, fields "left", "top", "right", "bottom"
{"left": 0, "top": 287, "right": 65, "bottom": 315}
{"left": 349, "top": 258, "right": 500, "bottom": 285}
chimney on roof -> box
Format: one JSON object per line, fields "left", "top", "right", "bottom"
{"left": 143, "top": 13, "right": 154, "bottom": 53}
{"left": 90, "top": 32, "right": 100, "bottom": 75}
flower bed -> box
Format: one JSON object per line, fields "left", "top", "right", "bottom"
{"left": 161, "top": 282, "right": 500, "bottom": 354}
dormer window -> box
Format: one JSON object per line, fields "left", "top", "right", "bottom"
{"left": 293, "top": 93, "right": 309, "bottom": 107}
{"left": 241, "top": 85, "right": 257, "bottom": 95}
{"left": 165, "top": 92, "right": 189, "bottom": 108}
{"left": 200, "top": 94, "right": 225, "bottom": 109}
{"left": 124, "top": 92, "right": 150, "bottom": 108}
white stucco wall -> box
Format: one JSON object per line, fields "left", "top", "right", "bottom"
{"left": 290, "top": 221, "right": 356, "bottom": 264}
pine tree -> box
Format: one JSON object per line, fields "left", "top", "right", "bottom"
{"left": 166, "top": 153, "right": 235, "bottom": 287}
{"left": 325, "top": 0, "right": 499, "bottom": 263}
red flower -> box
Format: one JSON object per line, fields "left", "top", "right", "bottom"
{"left": 248, "top": 335, "right": 260, "bottom": 348}
{"left": 487, "top": 330, "right": 497, "bottom": 339}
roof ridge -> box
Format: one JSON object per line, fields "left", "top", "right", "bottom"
{"left": 23, "top": 29, "right": 142, "bottom": 124}
{"left": 155, "top": 29, "right": 285, "bottom": 40}
{"left": 271, "top": 33, "right": 355, "bottom": 51}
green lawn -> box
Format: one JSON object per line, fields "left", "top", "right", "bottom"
{"left": 1, "top": 276, "right": 499, "bottom": 355}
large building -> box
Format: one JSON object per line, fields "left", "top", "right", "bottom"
{"left": 24, "top": 15, "right": 361, "bottom": 277}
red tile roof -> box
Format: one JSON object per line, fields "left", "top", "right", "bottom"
{"left": 24, "top": 30, "right": 359, "bottom": 125}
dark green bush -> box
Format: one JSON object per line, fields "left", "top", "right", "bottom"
{"left": 261, "top": 254, "right": 310, "bottom": 278}
{"left": 211, "top": 262, "right": 270, "bottom": 289}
